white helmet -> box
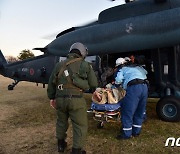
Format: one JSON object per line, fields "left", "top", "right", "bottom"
{"left": 69, "top": 42, "right": 88, "bottom": 58}
{"left": 124, "top": 57, "right": 131, "bottom": 62}
{"left": 115, "top": 58, "right": 126, "bottom": 67}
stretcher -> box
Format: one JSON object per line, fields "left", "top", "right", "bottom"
{"left": 87, "top": 102, "right": 121, "bottom": 128}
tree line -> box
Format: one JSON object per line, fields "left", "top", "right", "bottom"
{"left": 5, "top": 49, "right": 35, "bottom": 63}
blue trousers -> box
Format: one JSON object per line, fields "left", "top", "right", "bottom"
{"left": 120, "top": 84, "right": 148, "bottom": 138}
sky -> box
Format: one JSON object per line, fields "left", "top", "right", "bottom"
{"left": 0, "top": 0, "right": 124, "bottom": 57}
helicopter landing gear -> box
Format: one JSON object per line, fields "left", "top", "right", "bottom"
{"left": 156, "top": 96, "right": 180, "bottom": 122}
{"left": 8, "top": 80, "right": 19, "bottom": 90}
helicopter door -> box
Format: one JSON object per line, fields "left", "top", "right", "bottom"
{"left": 152, "top": 47, "right": 180, "bottom": 97}
{"left": 155, "top": 46, "right": 180, "bottom": 122}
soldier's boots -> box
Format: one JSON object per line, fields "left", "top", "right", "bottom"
{"left": 71, "top": 148, "right": 86, "bottom": 154}
{"left": 58, "top": 139, "right": 67, "bottom": 153}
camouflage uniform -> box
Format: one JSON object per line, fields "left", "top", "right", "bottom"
{"left": 47, "top": 52, "right": 98, "bottom": 151}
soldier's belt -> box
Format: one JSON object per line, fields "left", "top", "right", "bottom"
{"left": 57, "top": 84, "right": 82, "bottom": 91}
{"left": 57, "top": 84, "right": 64, "bottom": 90}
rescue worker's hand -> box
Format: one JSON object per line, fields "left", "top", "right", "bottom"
{"left": 50, "top": 99, "right": 56, "bottom": 109}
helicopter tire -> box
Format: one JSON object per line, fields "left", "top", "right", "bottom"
{"left": 156, "top": 96, "right": 180, "bottom": 122}
{"left": 97, "top": 122, "right": 104, "bottom": 129}
{"left": 8, "top": 85, "right": 14, "bottom": 90}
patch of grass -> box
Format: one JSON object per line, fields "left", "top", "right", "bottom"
{"left": 1, "top": 75, "right": 180, "bottom": 154}
{"left": 6, "top": 99, "right": 56, "bottom": 127}
{"left": 8, "top": 92, "right": 180, "bottom": 153}
{"left": 86, "top": 98, "right": 180, "bottom": 154}
{"left": 6, "top": 93, "right": 92, "bottom": 128}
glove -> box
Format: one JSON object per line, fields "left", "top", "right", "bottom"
{"left": 50, "top": 99, "right": 56, "bottom": 109}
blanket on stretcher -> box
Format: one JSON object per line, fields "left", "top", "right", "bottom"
{"left": 91, "top": 102, "right": 121, "bottom": 111}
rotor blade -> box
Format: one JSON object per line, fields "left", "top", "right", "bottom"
{"left": 33, "top": 47, "right": 47, "bottom": 53}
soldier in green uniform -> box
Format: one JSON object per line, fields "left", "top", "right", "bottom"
{"left": 47, "top": 42, "right": 98, "bottom": 154}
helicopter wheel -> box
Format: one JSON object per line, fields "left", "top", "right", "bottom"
{"left": 156, "top": 96, "right": 180, "bottom": 122}
{"left": 8, "top": 84, "right": 14, "bottom": 90}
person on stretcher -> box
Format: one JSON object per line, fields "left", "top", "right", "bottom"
{"left": 92, "top": 84, "right": 126, "bottom": 104}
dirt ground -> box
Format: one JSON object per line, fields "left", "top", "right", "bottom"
{"left": 1, "top": 75, "right": 180, "bottom": 154}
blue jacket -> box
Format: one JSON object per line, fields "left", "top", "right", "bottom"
{"left": 115, "top": 66, "right": 147, "bottom": 89}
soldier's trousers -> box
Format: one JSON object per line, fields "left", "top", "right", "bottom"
{"left": 56, "top": 96, "right": 88, "bottom": 149}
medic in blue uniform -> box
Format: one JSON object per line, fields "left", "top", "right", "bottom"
{"left": 115, "top": 57, "right": 148, "bottom": 139}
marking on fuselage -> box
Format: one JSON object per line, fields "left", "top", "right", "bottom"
{"left": 126, "top": 23, "right": 133, "bottom": 33}
{"left": 29, "top": 68, "right": 35, "bottom": 75}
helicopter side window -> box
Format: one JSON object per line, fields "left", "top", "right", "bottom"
{"left": 151, "top": 61, "right": 154, "bottom": 72}
{"left": 163, "top": 63, "right": 168, "bottom": 75}
{"left": 59, "top": 57, "right": 66, "bottom": 62}
{"left": 85, "top": 56, "right": 96, "bottom": 64}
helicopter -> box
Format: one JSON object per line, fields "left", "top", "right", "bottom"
{"left": 0, "top": 50, "right": 60, "bottom": 90}
{"left": 0, "top": 0, "right": 180, "bottom": 122}
{"left": 0, "top": 50, "right": 96, "bottom": 90}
